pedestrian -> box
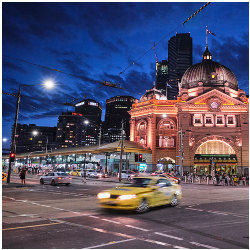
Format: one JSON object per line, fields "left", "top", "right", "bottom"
{"left": 19, "top": 166, "right": 27, "bottom": 185}
{"left": 219, "top": 174, "right": 222, "bottom": 185}
{"left": 82, "top": 170, "right": 87, "bottom": 183}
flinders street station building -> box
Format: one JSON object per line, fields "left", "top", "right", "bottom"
{"left": 129, "top": 45, "right": 249, "bottom": 176}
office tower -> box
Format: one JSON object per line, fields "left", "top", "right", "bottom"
{"left": 104, "top": 96, "right": 136, "bottom": 142}
{"left": 156, "top": 60, "right": 168, "bottom": 95}
{"left": 167, "top": 33, "right": 192, "bottom": 99}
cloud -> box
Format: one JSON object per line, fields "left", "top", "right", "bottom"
{"left": 3, "top": 58, "right": 27, "bottom": 73}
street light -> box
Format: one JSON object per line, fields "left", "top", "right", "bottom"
{"left": 32, "top": 130, "right": 49, "bottom": 154}
{"left": 6, "top": 80, "right": 55, "bottom": 183}
{"left": 43, "top": 79, "right": 55, "bottom": 89}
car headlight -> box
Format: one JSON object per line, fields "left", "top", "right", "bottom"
{"left": 97, "top": 192, "right": 110, "bottom": 199}
{"left": 175, "top": 190, "right": 182, "bottom": 196}
{"left": 118, "top": 194, "right": 137, "bottom": 200}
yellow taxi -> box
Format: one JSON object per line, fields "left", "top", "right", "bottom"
{"left": 97, "top": 176, "right": 182, "bottom": 213}
{"left": 70, "top": 169, "right": 81, "bottom": 176}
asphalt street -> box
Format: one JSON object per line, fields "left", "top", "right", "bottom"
{"left": 2, "top": 174, "right": 249, "bottom": 249}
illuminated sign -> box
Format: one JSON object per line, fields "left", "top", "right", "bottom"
{"left": 72, "top": 113, "right": 83, "bottom": 116}
{"left": 75, "top": 101, "right": 85, "bottom": 107}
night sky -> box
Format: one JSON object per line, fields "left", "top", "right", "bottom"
{"left": 2, "top": 2, "right": 249, "bottom": 148}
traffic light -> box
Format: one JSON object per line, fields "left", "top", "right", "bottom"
{"left": 10, "top": 153, "right": 15, "bottom": 162}
{"left": 139, "top": 154, "right": 142, "bottom": 162}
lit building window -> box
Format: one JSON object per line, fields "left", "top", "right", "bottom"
{"left": 205, "top": 117, "right": 212, "bottom": 124}
{"left": 228, "top": 116, "right": 234, "bottom": 124}
{"left": 194, "top": 117, "right": 201, "bottom": 123}
{"left": 193, "top": 114, "right": 203, "bottom": 126}
{"left": 217, "top": 116, "right": 223, "bottom": 124}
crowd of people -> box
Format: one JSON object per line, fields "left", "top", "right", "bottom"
{"left": 184, "top": 172, "right": 249, "bottom": 186}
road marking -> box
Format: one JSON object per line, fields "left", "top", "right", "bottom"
{"left": 87, "top": 238, "right": 136, "bottom": 248}
{"left": 154, "top": 232, "right": 183, "bottom": 240}
{"left": 125, "top": 225, "right": 149, "bottom": 231}
{"left": 189, "top": 241, "right": 217, "bottom": 249}
{"left": 89, "top": 215, "right": 99, "bottom": 219}
{"left": 101, "top": 218, "right": 121, "bottom": 224}
{"left": 3, "top": 222, "right": 61, "bottom": 231}
{"left": 143, "top": 239, "right": 170, "bottom": 246}
{"left": 207, "top": 210, "right": 229, "bottom": 215}
{"left": 185, "top": 207, "right": 204, "bottom": 212}
{"left": 174, "top": 246, "right": 189, "bottom": 249}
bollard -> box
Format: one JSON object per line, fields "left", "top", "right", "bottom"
{"left": 199, "top": 177, "right": 201, "bottom": 184}
{"left": 192, "top": 176, "right": 194, "bottom": 183}
{"left": 206, "top": 177, "right": 209, "bottom": 185}
{"left": 184, "top": 176, "right": 187, "bottom": 183}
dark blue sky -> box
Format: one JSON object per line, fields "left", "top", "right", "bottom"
{"left": 2, "top": 2, "right": 249, "bottom": 147}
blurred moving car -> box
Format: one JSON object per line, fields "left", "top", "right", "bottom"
{"left": 97, "top": 176, "right": 182, "bottom": 213}
{"left": 96, "top": 171, "right": 108, "bottom": 178}
{"left": 118, "top": 170, "right": 138, "bottom": 180}
{"left": 70, "top": 169, "right": 81, "bottom": 176}
{"left": 165, "top": 173, "right": 181, "bottom": 184}
{"left": 40, "top": 172, "right": 72, "bottom": 186}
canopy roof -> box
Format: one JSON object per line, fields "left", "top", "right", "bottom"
{"left": 2, "top": 140, "right": 151, "bottom": 159}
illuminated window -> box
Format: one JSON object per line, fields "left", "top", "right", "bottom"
{"left": 194, "top": 117, "right": 201, "bottom": 123}
{"left": 205, "top": 117, "right": 212, "bottom": 124}
{"left": 193, "top": 114, "right": 202, "bottom": 125}
{"left": 228, "top": 116, "right": 234, "bottom": 124}
{"left": 217, "top": 116, "right": 223, "bottom": 124}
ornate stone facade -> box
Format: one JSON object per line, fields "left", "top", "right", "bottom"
{"left": 129, "top": 46, "right": 249, "bottom": 176}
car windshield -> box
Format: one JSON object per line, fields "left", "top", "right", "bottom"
{"left": 128, "top": 178, "right": 151, "bottom": 187}
{"left": 57, "top": 173, "right": 68, "bottom": 176}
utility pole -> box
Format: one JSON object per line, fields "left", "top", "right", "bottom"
{"left": 119, "top": 120, "right": 124, "bottom": 182}
{"left": 7, "top": 86, "right": 21, "bottom": 183}
{"left": 177, "top": 128, "right": 184, "bottom": 177}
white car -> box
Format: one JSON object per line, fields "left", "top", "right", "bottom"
{"left": 40, "top": 172, "right": 72, "bottom": 186}
{"left": 118, "top": 170, "right": 136, "bottom": 180}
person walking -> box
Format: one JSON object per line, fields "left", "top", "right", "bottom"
{"left": 82, "top": 170, "right": 87, "bottom": 183}
{"left": 19, "top": 166, "right": 27, "bottom": 185}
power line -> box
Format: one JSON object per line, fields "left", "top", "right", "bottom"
{"left": 119, "top": 2, "right": 211, "bottom": 75}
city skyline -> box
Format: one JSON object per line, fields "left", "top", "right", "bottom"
{"left": 2, "top": 2, "right": 249, "bottom": 146}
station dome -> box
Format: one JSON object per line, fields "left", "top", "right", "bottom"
{"left": 180, "top": 46, "right": 238, "bottom": 90}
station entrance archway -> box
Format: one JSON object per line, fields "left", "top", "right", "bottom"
{"left": 194, "top": 140, "right": 237, "bottom": 175}
{"left": 157, "top": 157, "right": 175, "bottom": 172}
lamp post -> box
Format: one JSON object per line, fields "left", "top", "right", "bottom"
{"left": 5, "top": 80, "right": 55, "bottom": 183}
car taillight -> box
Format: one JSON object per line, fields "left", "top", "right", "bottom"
{"left": 69, "top": 177, "right": 72, "bottom": 179}
{"left": 58, "top": 177, "right": 62, "bottom": 180}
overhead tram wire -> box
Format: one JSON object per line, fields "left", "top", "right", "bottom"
{"left": 119, "top": 2, "right": 211, "bottom": 75}
{"left": 3, "top": 55, "right": 123, "bottom": 89}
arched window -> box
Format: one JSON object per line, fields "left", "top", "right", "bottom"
{"left": 157, "top": 119, "right": 176, "bottom": 148}
{"left": 196, "top": 140, "right": 235, "bottom": 155}
{"left": 136, "top": 120, "right": 147, "bottom": 146}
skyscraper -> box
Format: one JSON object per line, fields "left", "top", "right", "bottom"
{"left": 156, "top": 60, "right": 168, "bottom": 95}
{"left": 167, "top": 33, "right": 192, "bottom": 100}
{"left": 104, "top": 96, "right": 136, "bottom": 142}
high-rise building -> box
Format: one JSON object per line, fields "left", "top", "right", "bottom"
{"left": 15, "top": 124, "right": 57, "bottom": 153}
{"left": 104, "top": 96, "right": 136, "bottom": 142}
{"left": 75, "top": 98, "right": 102, "bottom": 125}
{"left": 56, "top": 111, "right": 100, "bottom": 148}
{"left": 156, "top": 60, "right": 168, "bottom": 95}
{"left": 167, "top": 33, "right": 192, "bottom": 100}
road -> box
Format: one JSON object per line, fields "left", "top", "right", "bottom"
{"left": 2, "top": 174, "right": 249, "bottom": 249}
